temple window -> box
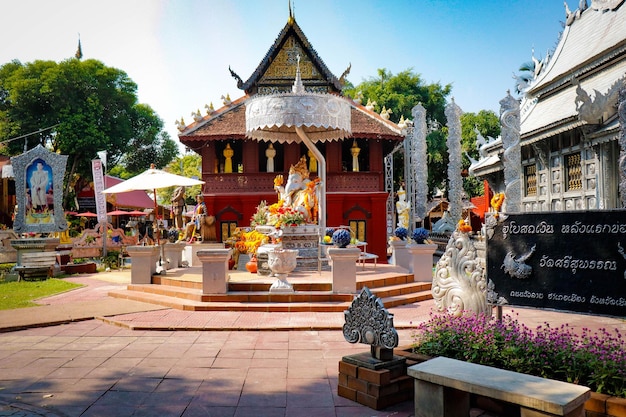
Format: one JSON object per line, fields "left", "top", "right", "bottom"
{"left": 341, "top": 139, "right": 369, "bottom": 172}
{"left": 216, "top": 141, "right": 242, "bottom": 173}
{"left": 565, "top": 153, "right": 582, "bottom": 191}
{"left": 349, "top": 220, "right": 367, "bottom": 243}
{"left": 297, "top": 143, "right": 326, "bottom": 175}
{"left": 259, "top": 142, "right": 284, "bottom": 173}
{"left": 524, "top": 164, "right": 537, "bottom": 196}
{"left": 221, "top": 221, "right": 238, "bottom": 240}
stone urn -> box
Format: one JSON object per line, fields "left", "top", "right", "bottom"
{"left": 268, "top": 249, "right": 298, "bottom": 293}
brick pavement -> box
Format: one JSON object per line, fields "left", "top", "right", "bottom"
{"left": 0, "top": 269, "right": 624, "bottom": 416}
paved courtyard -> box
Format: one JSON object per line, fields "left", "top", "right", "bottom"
{"left": 0, "top": 270, "right": 624, "bottom": 416}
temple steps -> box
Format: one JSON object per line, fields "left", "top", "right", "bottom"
{"left": 107, "top": 265, "right": 433, "bottom": 312}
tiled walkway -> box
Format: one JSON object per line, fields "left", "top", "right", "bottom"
{"left": 0, "top": 269, "right": 624, "bottom": 416}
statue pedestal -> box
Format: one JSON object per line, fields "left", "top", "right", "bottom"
{"left": 184, "top": 243, "right": 224, "bottom": 266}
{"left": 328, "top": 247, "right": 361, "bottom": 293}
{"left": 196, "top": 249, "right": 231, "bottom": 294}
{"left": 407, "top": 244, "right": 437, "bottom": 281}
{"left": 162, "top": 242, "right": 186, "bottom": 270}
{"left": 127, "top": 245, "right": 160, "bottom": 284}
{"left": 10, "top": 237, "right": 61, "bottom": 276}
{"left": 388, "top": 240, "right": 410, "bottom": 270}
{"left": 280, "top": 226, "right": 321, "bottom": 271}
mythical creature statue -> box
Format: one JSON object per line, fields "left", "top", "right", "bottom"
{"left": 274, "top": 156, "right": 320, "bottom": 223}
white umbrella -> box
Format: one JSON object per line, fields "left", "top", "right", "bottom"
{"left": 101, "top": 166, "right": 204, "bottom": 193}
{"left": 101, "top": 165, "right": 204, "bottom": 243}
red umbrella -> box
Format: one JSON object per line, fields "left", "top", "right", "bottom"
{"left": 107, "top": 210, "right": 129, "bottom": 216}
{"left": 76, "top": 211, "right": 98, "bottom": 217}
{"left": 127, "top": 210, "right": 147, "bottom": 216}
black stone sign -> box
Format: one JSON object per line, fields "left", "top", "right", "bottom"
{"left": 487, "top": 210, "right": 626, "bottom": 317}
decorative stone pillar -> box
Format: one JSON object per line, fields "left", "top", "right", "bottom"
{"left": 127, "top": 245, "right": 160, "bottom": 284}
{"left": 196, "top": 248, "right": 231, "bottom": 294}
{"left": 388, "top": 240, "right": 411, "bottom": 270}
{"left": 407, "top": 244, "right": 437, "bottom": 282}
{"left": 328, "top": 247, "right": 361, "bottom": 293}
{"left": 162, "top": 242, "right": 186, "bottom": 270}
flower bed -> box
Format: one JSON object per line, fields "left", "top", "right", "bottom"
{"left": 412, "top": 311, "right": 625, "bottom": 399}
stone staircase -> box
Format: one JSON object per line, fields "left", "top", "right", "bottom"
{"left": 108, "top": 267, "right": 433, "bottom": 312}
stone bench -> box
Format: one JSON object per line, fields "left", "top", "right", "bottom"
{"left": 407, "top": 356, "right": 590, "bottom": 417}
{"left": 14, "top": 251, "right": 58, "bottom": 281}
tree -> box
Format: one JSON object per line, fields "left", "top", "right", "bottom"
{"left": 156, "top": 153, "right": 202, "bottom": 206}
{"left": 345, "top": 68, "right": 500, "bottom": 199}
{"left": 460, "top": 110, "right": 501, "bottom": 197}
{"left": 0, "top": 58, "right": 178, "bottom": 207}
{"left": 344, "top": 68, "right": 452, "bottom": 194}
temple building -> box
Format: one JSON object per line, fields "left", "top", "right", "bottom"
{"left": 471, "top": 0, "right": 626, "bottom": 212}
{"left": 177, "top": 12, "right": 403, "bottom": 260}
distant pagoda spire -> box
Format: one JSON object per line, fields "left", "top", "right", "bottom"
{"left": 75, "top": 34, "right": 83, "bottom": 60}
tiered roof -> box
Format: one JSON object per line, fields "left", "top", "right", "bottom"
{"left": 179, "top": 16, "right": 403, "bottom": 146}
{"left": 520, "top": 2, "right": 626, "bottom": 142}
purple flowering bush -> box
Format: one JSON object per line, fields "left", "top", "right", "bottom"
{"left": 412, "top": 311, "right": 625, "bottom": 397}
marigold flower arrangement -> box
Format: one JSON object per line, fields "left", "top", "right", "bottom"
{"left": 457, "top": 219, "right": 472, "bottom": 233}
{"left": 233, "top": 229, "right": 268, "bottom": 256}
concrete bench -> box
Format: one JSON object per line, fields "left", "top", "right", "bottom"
{"left": 407, "top": 356, "right": 590, "bottom": 417}
{"left": 357, "top": 252, "right": 378, "bottom": 270}
{"left": 14, "top": 252, "right": 58, "bottom": 281}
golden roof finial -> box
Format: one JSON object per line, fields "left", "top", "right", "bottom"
{"left": 288, "top": 0, "right": 295, "bottom": 24}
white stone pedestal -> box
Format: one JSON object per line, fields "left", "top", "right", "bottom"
{"left": 162, "top": 242, "right": 186, "bottom": 270}
{"left": 196, "top": 248, "right": 232, "bottom": 294}
{"left": 407, "top": 244, "right": 438, "bottom": 281}
{"left": 184, "top": 243, "right": 224, "bottom": 266}
{"left": 328, "top": 247, "right": 361, "bottom": 293}
{"left": 388, "top": 240, "right": 410, "bottom": 270}
{"left": 127, "top": 245, "right": 160, "bottom": 284}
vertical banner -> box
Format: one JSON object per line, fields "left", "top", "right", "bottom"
{"left": 91, "top": 159, "right": 107, "bottom": 223}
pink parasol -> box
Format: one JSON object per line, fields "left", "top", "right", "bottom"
{"left": 76, "top": 211, "right": 98, "bottom": 217}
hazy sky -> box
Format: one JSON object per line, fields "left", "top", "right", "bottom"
{"left": 2, "top": 0, "right": 571, "bottom": 152}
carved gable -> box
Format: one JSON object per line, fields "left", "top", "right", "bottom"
{"left": 259, "top": 36, "right": 327, "bottom": 94}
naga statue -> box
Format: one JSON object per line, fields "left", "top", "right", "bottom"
{"left": 274, "top": 156, "right": 321, "bottom": 224}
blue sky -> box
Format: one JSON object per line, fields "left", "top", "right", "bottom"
{"left": 1, "top": 0, "right": 571, "bottom": 152}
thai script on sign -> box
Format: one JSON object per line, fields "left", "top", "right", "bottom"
{"left": 561, "top": 221, "right": 626, "bottom": 235}
{"left": 510, "top": 290, "right": 543, "bottom": 299}
{"left": 589, "top": 296, "right": 626, "bottom": 307}
{"left": 539, "top": 255, "right": 617, "bottom": 274}
{"left": 502, "top": 221, "right": 554, "bottom": 239}
{"left": 547, "top": 293, "right": 586, "bottom": 303}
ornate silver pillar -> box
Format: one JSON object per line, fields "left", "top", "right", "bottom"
{"left": 500, "top": 92, "right": 522, "bottom": 213}
{"left": 445, "top": 99, "right": 463, "bottom": 224}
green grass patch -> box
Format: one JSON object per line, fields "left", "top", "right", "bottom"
{"left": 0, "top": 279, "right": 83, "bottom": 310}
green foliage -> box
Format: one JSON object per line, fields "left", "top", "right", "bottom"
{"left": 345, "top": 68, "right": 497, "bottom": 198}
{"left": 0, "top": 278, "right": 83, "bottom": 310}
{"left": 101, "top": 250, "right": 120, "bottom": 270}
{"left": 157, "top": 153, "right": 202, "bottom": 205}
{"left": 460, "top": 110, "right": 500, "bottom": 197}
{"left": 0, "top": 58, "right": 178, "bottom": 204}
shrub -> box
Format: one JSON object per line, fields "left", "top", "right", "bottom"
{"left": 412, "top": 311, "right": 625, "bottom": 398}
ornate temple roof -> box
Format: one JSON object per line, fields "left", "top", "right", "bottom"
{"left": 520, "top": 1, "right": 626, "bottom": 142}
{"left": 178, "top": 14, "right": 403, "bottom": 146}
{"left": 229, "top": 17, "right": 346, "bottom": 95}
{"left": 179, "top": 97, "right": 403, "bottom": 145}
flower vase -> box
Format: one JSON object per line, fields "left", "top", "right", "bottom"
{"left": 245, "top": 256, "right": 258, "bottom": 273}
